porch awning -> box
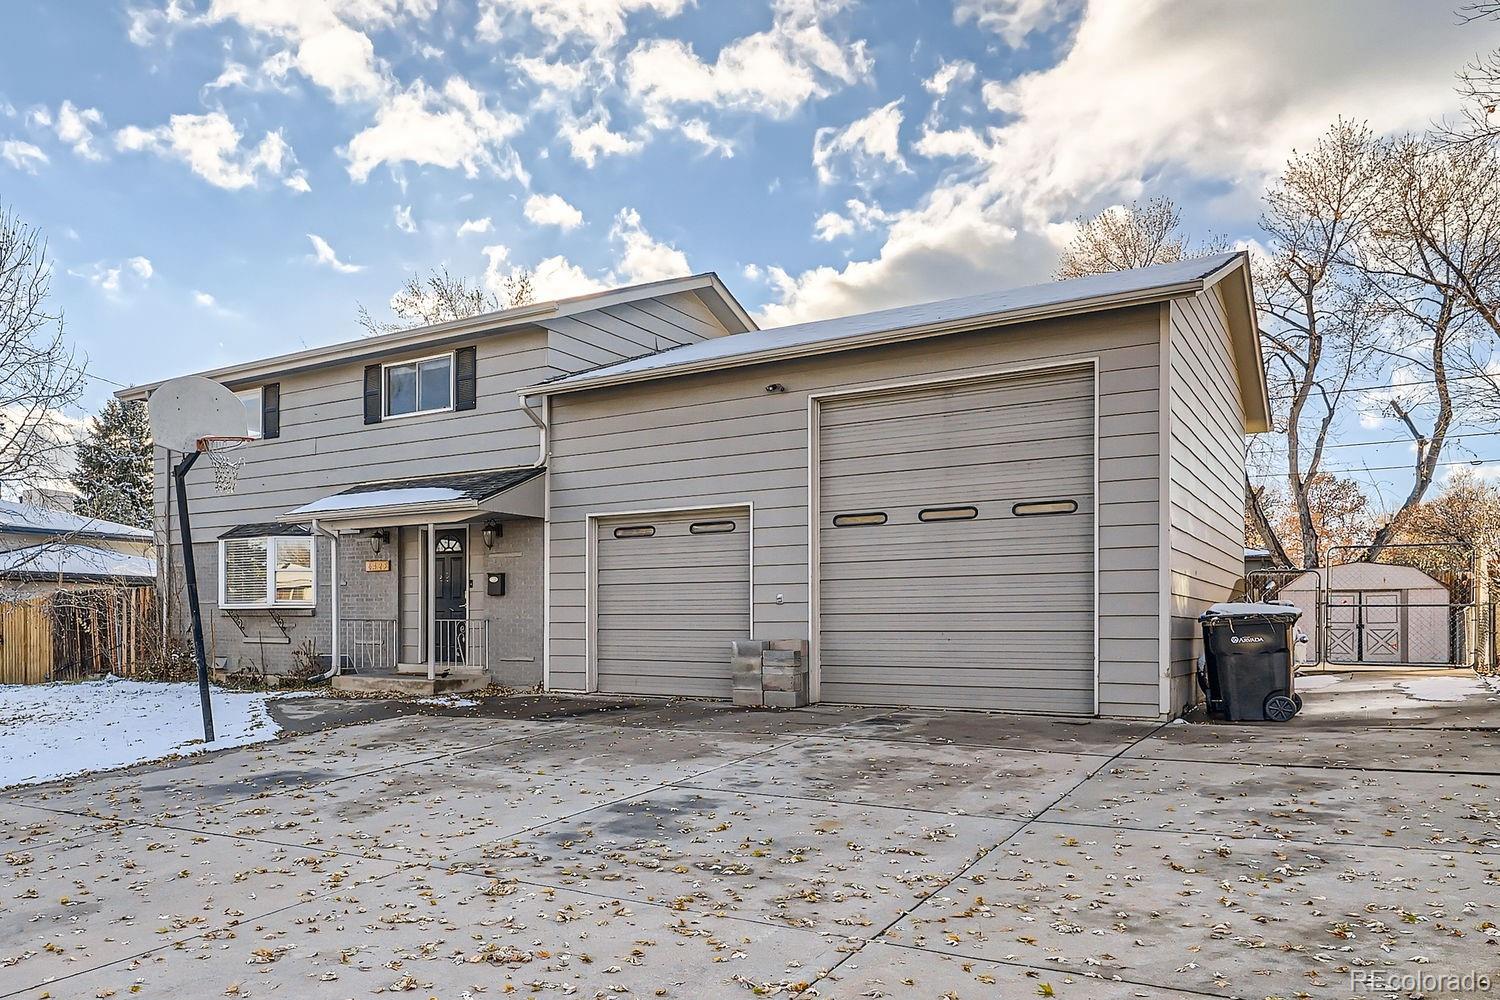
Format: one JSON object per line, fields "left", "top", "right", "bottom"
{"left": 281, "top": 466, "right": 545, "bottom": 525}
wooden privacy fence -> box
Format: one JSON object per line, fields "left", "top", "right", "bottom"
{"left": 0, "top": 587, "right": 159, "bottom": 685}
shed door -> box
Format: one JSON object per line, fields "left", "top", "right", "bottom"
{"left": 594, "top": 510, "right": 751, "bottom": 698}
{"left": 817, "top": 367, "right": 1096, "bottom": 714}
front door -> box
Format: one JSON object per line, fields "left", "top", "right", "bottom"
{"left": 433, "top": 528, "right": 466, "bottom": 663}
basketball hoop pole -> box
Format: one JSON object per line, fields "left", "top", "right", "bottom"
{"left": 173, "top": 450, "right": 216, "bottom": 744}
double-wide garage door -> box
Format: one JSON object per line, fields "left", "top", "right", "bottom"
{"left": 594, "top": 509, "right": 751, "bottom": 698}
{"left": 817, "top": 367, "right": 1096, "bottom": 714}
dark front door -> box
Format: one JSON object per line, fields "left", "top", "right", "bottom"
{"left": 434, "top": 528, "right": 466, "bottom": 663}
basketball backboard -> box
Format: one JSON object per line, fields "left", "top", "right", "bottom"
{"left": 147, "top": 375, "right": 249, "bottom": 453}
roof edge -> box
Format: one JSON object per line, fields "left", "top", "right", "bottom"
{"left": 521, "top": 273, "right": 1212, "bottom": 399}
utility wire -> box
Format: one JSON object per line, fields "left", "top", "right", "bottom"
{"left": 1266, "top": 369, "right": 1500, "bottom": 404}
{"left": 1247, "top": 456, "right": 1498, "bottom": 479}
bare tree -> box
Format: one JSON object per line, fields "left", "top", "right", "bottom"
{"left": 1054, "top": 196, "right": 1227, "bottom": 279}
{"left": 0, "top": 204, "right": 86, "bottom": 498}
{"left": 1355, "top": 136, "right": 1500, "bottom": 561}
{"left": 358, "top": 266, "right": 535, "bottom": 337}
{"left": 1446, "top": 2, "right": 1500, "bottom": 145}
{"left": 1256, "top": 120, "right": 1385, "bottom": 567}
{"left": 1258, "top": 473, "right": 1377, "bottom": 568}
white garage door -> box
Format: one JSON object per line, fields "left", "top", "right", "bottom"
{"left": 816, "top": 366, "right": 1096, "bottom": 714}
{"left": 594, "top": 509, "right": 751, "bottom": 698}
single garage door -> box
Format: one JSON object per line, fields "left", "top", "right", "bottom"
{"left": 594, "top": 508, "right": 751, "bottom": 698}
{"left": 817, "top": 366, "right": 1095, "bottom": 714}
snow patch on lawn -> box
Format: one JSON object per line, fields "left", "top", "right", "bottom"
{"left": 0, "top": 677, "right": 286, "bottom": 789}
{"left": 1397, "top": 674, "right": 1500, "bottom": 704}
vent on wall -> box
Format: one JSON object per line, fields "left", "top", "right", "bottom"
{"left": 1013, "top": 499, "right": 1078, "bottom": 517}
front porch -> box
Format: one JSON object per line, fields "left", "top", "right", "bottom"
{"left": 281, "top": 466, "right": 547, "bottom": 696}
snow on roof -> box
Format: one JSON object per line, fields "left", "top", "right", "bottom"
{"left": 0, "top": 500, "right": 152, "bottom": 541}
{"left": 290, "top": 486, "right": 469, "bottom": 516}
{"left": 283, "top": 466, "right": 545, "bottom": 519}
{"left": 0, "top": 542, "right": 156, "bottom": 581}
{"left": 531, "top": 253, "right": 1245, "bottom": 395}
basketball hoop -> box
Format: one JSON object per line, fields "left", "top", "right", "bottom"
{"left": 198, "top": 435, "right": 253, "bottom": 494}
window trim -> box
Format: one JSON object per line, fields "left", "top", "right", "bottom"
{"left": 381, "top": 351, "right": 456, "bottom": 420}
{"left": 218, "top": 535, "right": 318, "bottom": 610}
{"left": 235, "top": 387, "right": 264, "bottom": 440}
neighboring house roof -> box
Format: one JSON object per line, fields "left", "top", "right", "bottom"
{"left": 283, "top": 465, "right": 546, "bottom": 521}
{"left": 114, "top": 273, "right": 755, "bottom": 400}
{"left": 0, "top": 500, "right": 152, "bottom": 543}
{"left": 523, "top": 253, "right": 1269, "bottom": 433}
{"left": 1281, "top": 563, "right": 1452, "bottom": 592}
{"left": 0, "top": 542, "right": 156, "bottom": 583}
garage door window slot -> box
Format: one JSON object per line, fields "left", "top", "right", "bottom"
{"left": 1012, "top": 499, "right": 1078, "bottom": 517}
{"left": 612, "top": 525, "right": 655, "bottom": 538}
{"left": 689, "top": 520, "right": 737, "bottom": 534}
{"left": 918, "top": 506, "right": 978, "bottom": 522}
{"left": 832, "top": 512, "right": 887, "bottom": 527}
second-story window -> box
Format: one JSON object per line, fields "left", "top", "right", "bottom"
{"left": 385, "top": 353, "right": 453, "bottom": 417}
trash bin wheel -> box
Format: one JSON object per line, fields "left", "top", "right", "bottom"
{"left": 1291, "top": 693, "right": 1303, "bottom": 713}
{"left": 1264, "top": 692, "right": 1298, "bottom": 723}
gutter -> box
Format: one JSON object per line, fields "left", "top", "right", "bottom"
{"left": 520, "top": 394, "right": 550, "bottom": 468}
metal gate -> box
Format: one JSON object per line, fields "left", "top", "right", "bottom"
{"left": 1320, "top": 543, "right": 1479, "bottom": 669}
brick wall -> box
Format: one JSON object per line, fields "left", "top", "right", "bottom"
{"left": 476, "top": 517, "right": 543, "bottom": 688}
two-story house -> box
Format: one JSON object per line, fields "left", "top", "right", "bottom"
{"left": 123, "top": 254, "right": 1269, "bottom": 719}
{"left": 118, "top": 275, "right": 753, "bottom": 691}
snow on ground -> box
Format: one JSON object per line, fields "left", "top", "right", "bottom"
{"left": 1397, "top": 674, "right": 1500, "bottom": 704}
{"left": 0, "top": 677, "right": 287, "bottom": 789}
{"left": 1294, "top": 672, "right": 1346, "bottom": 691}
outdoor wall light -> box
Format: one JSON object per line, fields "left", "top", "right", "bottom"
{"left": 482, "top": 521, "right": 503, "bottom": 548}
{"left": 368, "top": 529, "right": 390, "bottom": 554}
{"left": 765, "top": 383, "right": 786, "bottom": 393}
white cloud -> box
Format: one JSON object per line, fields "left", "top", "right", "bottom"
{"left": 513, "top": 55, "right": 589, "bottom": 93}
{"left": 923, "top": 59, "right": 976, "bottom": 97}
{"left": 760, "top": 0, "right": 1499, "bottom": 327}
{"left": 193, "top": 290, "right": 218, "bottom": 307}
{"left": 126, "top": 0, "right": 191, "bottom": 45}
{"left": 343, "top": 77, "right": 525, "bottom": 182}
{"left": 457, "top": 216, "right": 494, "bottom": 237}
{"left": 813, "top": 211, "right": 854, "bottom": 242}
{"left": 676, "top": 118, "right": 734, "bottom": 158}
{"left": 954, "top": 0, "right": 1079, "bottom": 47}
{"left": 523, "top": 193, "right": 584, "bottom": 230}
{"left": 393, "top": 204, "right": 417, "bottom": 233}
{"left": 48, "top": 101, "right": 106, "bottom": 160}
{"left": 76, "top": 255, "right": 154, "bottom": 296}
{"left": 0, "top": 140, "right": 48, "bottom": 172}
{"left": 478, "top": 0, "right": 688, "bottom": 51}
{"left": 611, "top": 207, "right": 688, "bottom": 283}
{"left": 306, "top": 233, "right": 363, "bottom": 273}
{"left": 812, "top": 99, "right": 907, "bottom": 185}
{"left": 561, "top": 118, "right": 643, "bottom": 166}
{"left": 283, "top": 169, "right": 311, "bottom": 192}
{"left": 114, "top": 112, "right": 298, "bottom": 190}
{"left": 625, "top": 0, "right": 871, "bottom": 118}
{"left": 127, "top": 256, "right": 153, "bottom": 279}
{"left": 200, "top": 0, "right": 422, "bottom": 103}
{"left": 486, "top": 207, "right": 688, "bottom": 302}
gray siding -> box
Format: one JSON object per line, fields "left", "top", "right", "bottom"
{"left": 1167, "top": 290, "right": 1248, "bottom": 714}
{"left": 398, "top": 525, "right": 422, "bottom": 663}
{"left": 547, "top": 306, "right": 1166, "bottom": 718}
{"left": 543, "top": 291, "right": 732, "bottom": 371}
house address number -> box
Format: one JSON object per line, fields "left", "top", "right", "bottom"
{"left": 364, "top": 559, "right": 391, "bottom": 573}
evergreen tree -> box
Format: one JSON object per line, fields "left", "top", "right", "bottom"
{"left": 71, "top": 398, "right": 153, "bottom": 528}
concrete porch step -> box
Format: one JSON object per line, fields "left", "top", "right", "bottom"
{"left": 394, "top": 661, "right": 485, "bottom": 677}
{"left": 331, "top": 673, "right": 487, "bottom": 698}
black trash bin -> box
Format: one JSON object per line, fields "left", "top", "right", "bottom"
{"left": 1198, "top": 602, "right": 1303, "bottom": 722}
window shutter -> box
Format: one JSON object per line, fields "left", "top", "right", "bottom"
{"left": 261, "top": 383, "right": 280, "bottom": 439}
{"left": 363, "top": 365, "right": 382, "bottom": 424}
{"left": 455, "top": 346, "right": 477, "bottom": 411}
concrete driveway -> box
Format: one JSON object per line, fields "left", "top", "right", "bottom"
{"left": 3, "top": 692, "right": 1498, "bottom": 1000}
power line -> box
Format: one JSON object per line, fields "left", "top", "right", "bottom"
{"left": 1247, "top": 457, "right": 1499, "bottom": 479}
{"left": 1266, "top": 369, "right": 1500, "bottom": 404}
{"left": 1316, "top": 428, "right": 1500, "bottom": 451}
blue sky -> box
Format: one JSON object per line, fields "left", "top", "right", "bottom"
{"left": 2, "top": 0, "right": 1498, "bottom": 507}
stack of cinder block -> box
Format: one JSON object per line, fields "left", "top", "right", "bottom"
{"left": 730, "top": 638, "right": 810, "bottom": 709}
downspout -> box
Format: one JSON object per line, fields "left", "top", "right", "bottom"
{"left": 521, "top": 393, "right": 550, "bottom": 467}
{"left": 310, "top": 518, "right": 340, "bottom": 681}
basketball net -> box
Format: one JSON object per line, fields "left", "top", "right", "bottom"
{"left": 197, "top": 435, "right": 252, "bottom": 493}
